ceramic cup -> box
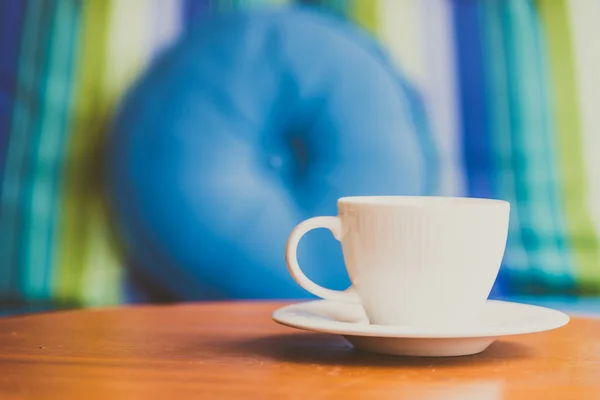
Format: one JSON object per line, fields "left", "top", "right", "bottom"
{"left": 285, "top": 196, "right": 510, "bottom": 327}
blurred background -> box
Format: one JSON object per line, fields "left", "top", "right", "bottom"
{"left": 1, "top": 0, "right": 600, "bottom": 315}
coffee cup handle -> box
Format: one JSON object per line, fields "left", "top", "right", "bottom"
{"left": 286, "top": 216, "right": 360, "bottom": 303}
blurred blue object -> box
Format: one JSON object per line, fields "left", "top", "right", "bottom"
{"left": 499, "top": 296, "right": 600, "bottom": 317}
{"left": 107, "top": 8, "right": 435, "bottom": 302}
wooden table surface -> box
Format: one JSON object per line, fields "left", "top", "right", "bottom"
{"left": 0, "top": 301, "right": 598, "bottom": 399}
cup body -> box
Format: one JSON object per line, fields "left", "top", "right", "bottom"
{"left": 338, "top": 196, "right": 510, "bottom": 327}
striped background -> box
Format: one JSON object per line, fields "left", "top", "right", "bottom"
{"left": 1, "top": 0, "right": 600, "bottom": 310}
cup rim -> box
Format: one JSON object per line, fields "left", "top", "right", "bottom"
{"left": 338, "top": 195, "right": 510, "bottom": 208}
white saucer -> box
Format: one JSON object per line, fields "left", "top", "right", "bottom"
{"left": 272, "top": 300, "right": 570, "bottom": 357}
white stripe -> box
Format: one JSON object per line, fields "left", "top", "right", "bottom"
{"left": 418, "top": 0, "right": 465, "bottom": 196}
{"left": 378, "top": 0, "right": 425, "bottom": 87}
{"left": 105, "top": 0, "right": 155, "bottom": 103}
{"left": 379, "top": 0, "right": 465, "bottom": 196}
{"left": 379, "top": 0, "right": 466, "bottom": 196}
{"left": 567, "top": 0, "right": 600, "bottom": 240}
{"left": 150, "top": 0, "right": 183, "bottom": 58}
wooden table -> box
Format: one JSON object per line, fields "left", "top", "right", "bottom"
{"left": 0, "top": 302, "right": 598, "bottom": 399}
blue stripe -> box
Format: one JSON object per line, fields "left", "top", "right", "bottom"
{"left": 0, "top": 0, "right": 27, "bottom": 201}
{"left": 184, "top": 0, "right": 211, "bottom": 25}
{"left": 0, "top": 0, "right": 26, "bottom": 301}
{"left": 452, "top": 0, "right": 493, "bottom": 199}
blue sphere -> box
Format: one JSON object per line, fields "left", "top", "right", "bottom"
{"left": 106, "top": 7, "right": 436, "bottom": 301}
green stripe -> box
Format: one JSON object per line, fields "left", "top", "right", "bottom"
{"left": 22, "top": 0, "right": 81, "bottom": 301}
{"left": 77, "top": 0, "right": 158, "bottom": 306}
{"left": 56, "top": 0, "right": 112, "bottom": 304}
{"left": 537, "top": 0, "right": 600, "bottom": 291}
{"left": 350, "top": 0, "right": 378, "bottom": 36}
{"left": 525, "top": 0, "right": 572, "bottom": 288}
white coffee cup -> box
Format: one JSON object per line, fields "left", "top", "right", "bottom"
{"left": 286, "top": 196, "right": 510, "bottom": 328}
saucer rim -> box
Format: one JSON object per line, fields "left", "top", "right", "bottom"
{"left": 272, "top": 299, "right": 570, "bottom": 339}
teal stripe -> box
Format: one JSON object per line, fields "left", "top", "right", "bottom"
{"left": 215, "top": 0, "right": 236, "bottom": 12}
{"left": 22, "top": 1, "right": 81, "bottom": 300}
{"left": 319, "top": 0, "right": 351, "bottom": 17}
{"left": 0, "top": 0, "right": 53, "bottom": 301}
{"left": 527, "top": 0, "right": 572, "bottom": 288}
{"left": 501, "top": 0, "right": 572, "bottom": 292}
{"left": 480, "top": 1, "right": 529, "bottom": 284}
